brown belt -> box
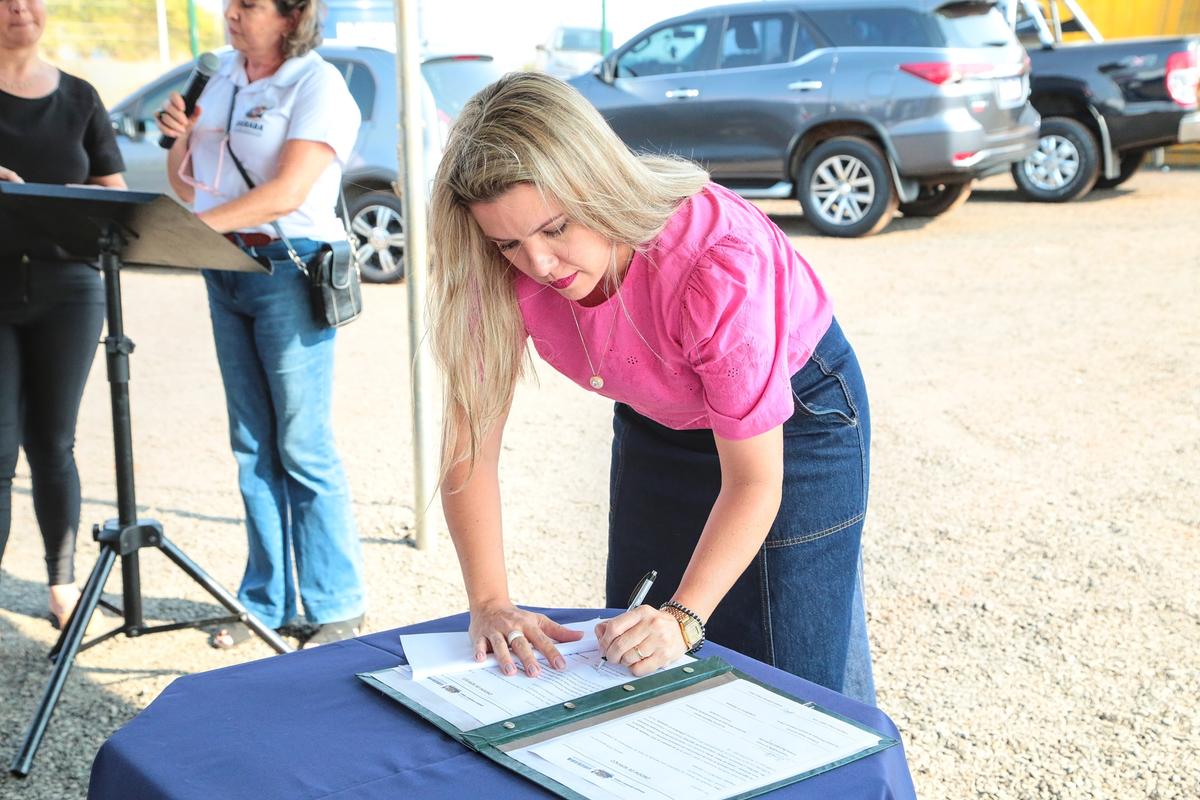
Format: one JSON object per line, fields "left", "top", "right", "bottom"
{"left": 224, "top": 232, "right": 276, "bottom": 247}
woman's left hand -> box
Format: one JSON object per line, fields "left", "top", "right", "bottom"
{"left": 595, "top": 605, "right": 686, "bottom": 677}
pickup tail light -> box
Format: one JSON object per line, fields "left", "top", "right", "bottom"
{"left": 900, "top": 62, "right": 996, "bottom": 84}
{"left": 1165, "top": 50, "right": 1199, "bottom": 108}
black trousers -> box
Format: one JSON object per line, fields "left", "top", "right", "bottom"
{"left": 0, "top": 258, "right": 104, "bottom": 586}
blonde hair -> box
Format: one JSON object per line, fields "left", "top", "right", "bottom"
{"left": 429, "top": 72, "right": 709, "bottom": 481}
{"left": 275, "top": 0, "right": 323, "bottom": 59}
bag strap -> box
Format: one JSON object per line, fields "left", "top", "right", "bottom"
{"left": 223, "top": 87, "right": 358, "bottom": 274}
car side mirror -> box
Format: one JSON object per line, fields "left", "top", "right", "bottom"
{"left": 600, "top": 56, "right": 616, "bottom": 84}
{"left": 111, "top": 112, "right": 145, "bottom": 142}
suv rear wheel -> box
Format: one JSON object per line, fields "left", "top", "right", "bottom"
{"left": 348, "top": 190, "right": 406, "bottom": 284}
{"left": 899, "top": 181, "right": 973, "bottom": 218}
{"left": 797, "top": 137, "right": 898, "bottom": 237}
{"left": 1012, "top": 117, "right": 1100, "bottom": 203}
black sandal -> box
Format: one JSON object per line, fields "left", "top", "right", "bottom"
{"left": 301, "top": 614, "right": 365, "bottom": 648}
{"left": 277, "top": 618, "right": 319, "bottom": 640}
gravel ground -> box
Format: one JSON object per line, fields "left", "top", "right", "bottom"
{"left": 1, "top": 170, "right": 1197, "bottom": 799}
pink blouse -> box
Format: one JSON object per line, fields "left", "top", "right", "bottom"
{"left": 515, "top": 183, "right": 832, "bottom": 440}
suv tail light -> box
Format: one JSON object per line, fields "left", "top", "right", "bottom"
{"left": 1165, "top": 50, "right": 1199, "bottom": 108}
{"left": 900, "top": 62, "right": 995, "bottom": 84}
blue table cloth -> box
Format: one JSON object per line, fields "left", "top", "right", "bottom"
{"left": 89, "top": 609, "right": 916, "bottom": 799}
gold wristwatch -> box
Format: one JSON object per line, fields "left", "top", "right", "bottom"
{"left": 661, "top": 600, "right": 706, "bottom": 655}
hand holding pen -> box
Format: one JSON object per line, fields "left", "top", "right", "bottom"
{"left": 598, "top": 570, "right": 657, "bottom": 665}
{"left": 594, "top": 570, "right": 688, "bottom": 676}
{"left": 604, "top": 573, "right": 662, "bottom": 662}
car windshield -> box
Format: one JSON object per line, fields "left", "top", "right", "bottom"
{"left": 421, "top": 58, "right": 502, "bottom": 118}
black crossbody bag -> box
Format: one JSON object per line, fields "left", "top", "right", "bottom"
{"left": 224, "top": 88, "right": 363, "bottom": 328}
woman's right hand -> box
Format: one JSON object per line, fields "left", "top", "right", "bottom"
{"left": 0, "top": 165, "right": 23, "bottom": 183}
{"left": 469, "top": 601, "right": 583, "bottom": 678}
{"left": 154, "top": 91, "right": 200, "bottom": 143}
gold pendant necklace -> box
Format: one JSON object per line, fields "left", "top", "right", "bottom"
{"left": 568, "top": 299, "right": 620, "bottom": 390}
{"left": 564, "top": 246, "right": 643, "bottom": 391}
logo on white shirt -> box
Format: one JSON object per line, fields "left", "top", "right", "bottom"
{"left": 234, "top": 104, "right": 272, "bottom": 136}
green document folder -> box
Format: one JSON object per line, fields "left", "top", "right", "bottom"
{"left": 358, "top": 656, "right": 897, "bottom": 800}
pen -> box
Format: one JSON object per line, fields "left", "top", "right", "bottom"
{"left": 600, "top": 570, "right": 657, "bottom": 665}
{"left": 626, "top": 570, "right": 657, "bottom": 610}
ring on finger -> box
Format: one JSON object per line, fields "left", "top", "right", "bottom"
{"left": 635, "top": 646, "right": 650, "bottom": 660}
{"left": 506, "top": 629, "right": 527, "bottom": 646}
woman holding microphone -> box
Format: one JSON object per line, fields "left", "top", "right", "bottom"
{"left": 154, "top": 0, "right": 366, "bottom": 649}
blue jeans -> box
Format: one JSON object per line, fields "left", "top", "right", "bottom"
{"left": 607, "top": 318, "right": 876, "bottom": 703}
{"left": 202, "top": 238, "right": 365, "bottom": 628}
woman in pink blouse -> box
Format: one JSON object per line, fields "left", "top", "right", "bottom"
{"left": 429, "top": 73, "right": 874, "bottom": 702}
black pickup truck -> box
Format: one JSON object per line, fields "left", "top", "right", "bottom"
{"left": 1003, "top": 0, "right": 1200, "bottom": 201}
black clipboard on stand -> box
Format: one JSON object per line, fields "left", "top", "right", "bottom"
{"left": 0, "top": 183, "right": 292, "bottom": 777}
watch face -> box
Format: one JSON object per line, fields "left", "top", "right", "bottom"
{"left": 663, "top": 605, "right": 703, "bottom": 649}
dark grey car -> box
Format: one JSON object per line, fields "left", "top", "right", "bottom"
{"left": 570, "top": 0, "right": 1040, "bottom": 236}
{"left": 109, "top": 47, "right": 501, "bottom": 282}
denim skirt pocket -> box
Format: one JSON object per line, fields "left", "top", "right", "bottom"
{"left": 770, "top": 322, "right": 870, "bottom": 548}
{"left": 789, "top": 323, "right": 862, "bottom": 430}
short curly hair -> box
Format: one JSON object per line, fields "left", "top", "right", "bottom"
{"left": 275, "top": 0, "right": 325, "bottom": 59}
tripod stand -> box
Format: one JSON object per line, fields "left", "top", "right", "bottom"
{"left": 0, "top": 184, "right": 293, "bottom": 777}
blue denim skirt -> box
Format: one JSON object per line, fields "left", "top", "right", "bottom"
{"left": 607, "top": 318, "right": 871, "bottom": 694}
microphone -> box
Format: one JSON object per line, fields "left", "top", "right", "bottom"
{"left": 158, "top": 51, "right": 220, "bottom": 149}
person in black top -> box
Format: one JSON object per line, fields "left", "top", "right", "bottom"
{"left": 0, "top": 0, "right": 126, "bottom": 629}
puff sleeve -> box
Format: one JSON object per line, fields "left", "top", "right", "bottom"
{"left": 679, "top": 234, "right": 795, "bottom": 440}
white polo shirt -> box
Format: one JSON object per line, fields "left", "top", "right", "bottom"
{"left": 187, "top": 50, "right": 361, "bottom": 242}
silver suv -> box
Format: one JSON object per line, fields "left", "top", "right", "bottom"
{"left": 571, "top": 0, "right": 1040, "bottom": 236}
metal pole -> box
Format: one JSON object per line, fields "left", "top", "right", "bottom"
{"left": 601, "top": 0, "right": 609, "bottom": 55}
{"left": 1048, "top": 0, "right": 1064, "bottom": 42}
{"left": 1062, "top": 0, "right": 1104, "bottom": 42}
{"left": 155, "top": 0, "right": 170, "bottom": 67}
{"left": 187, "top": 0, "right": 199, "bottom": 58}
{"left": 99, "top": 228, "right": 146, "bottom": 630}
{"left": 1017, "top": 0, "right": 1056, "bottom": 47}
{"left": 394, "top": 0, "right": 435, "bottom": 550}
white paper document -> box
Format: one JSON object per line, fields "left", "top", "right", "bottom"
{"left": 508, "top": 678, "right": 883, "bottom": 800}
{"left": 371, "top": 649, "right": 694, "bottom": 731}
{"left": 399, "top": 618, "right": 606, "bottom": 680}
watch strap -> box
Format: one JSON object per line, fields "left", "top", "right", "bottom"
{"left": 661, "top": 600, "right": 706, "bottom": 655}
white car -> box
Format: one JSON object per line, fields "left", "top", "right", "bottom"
{"left": 536, "top": 26, "right": 609, "bottom": 80}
